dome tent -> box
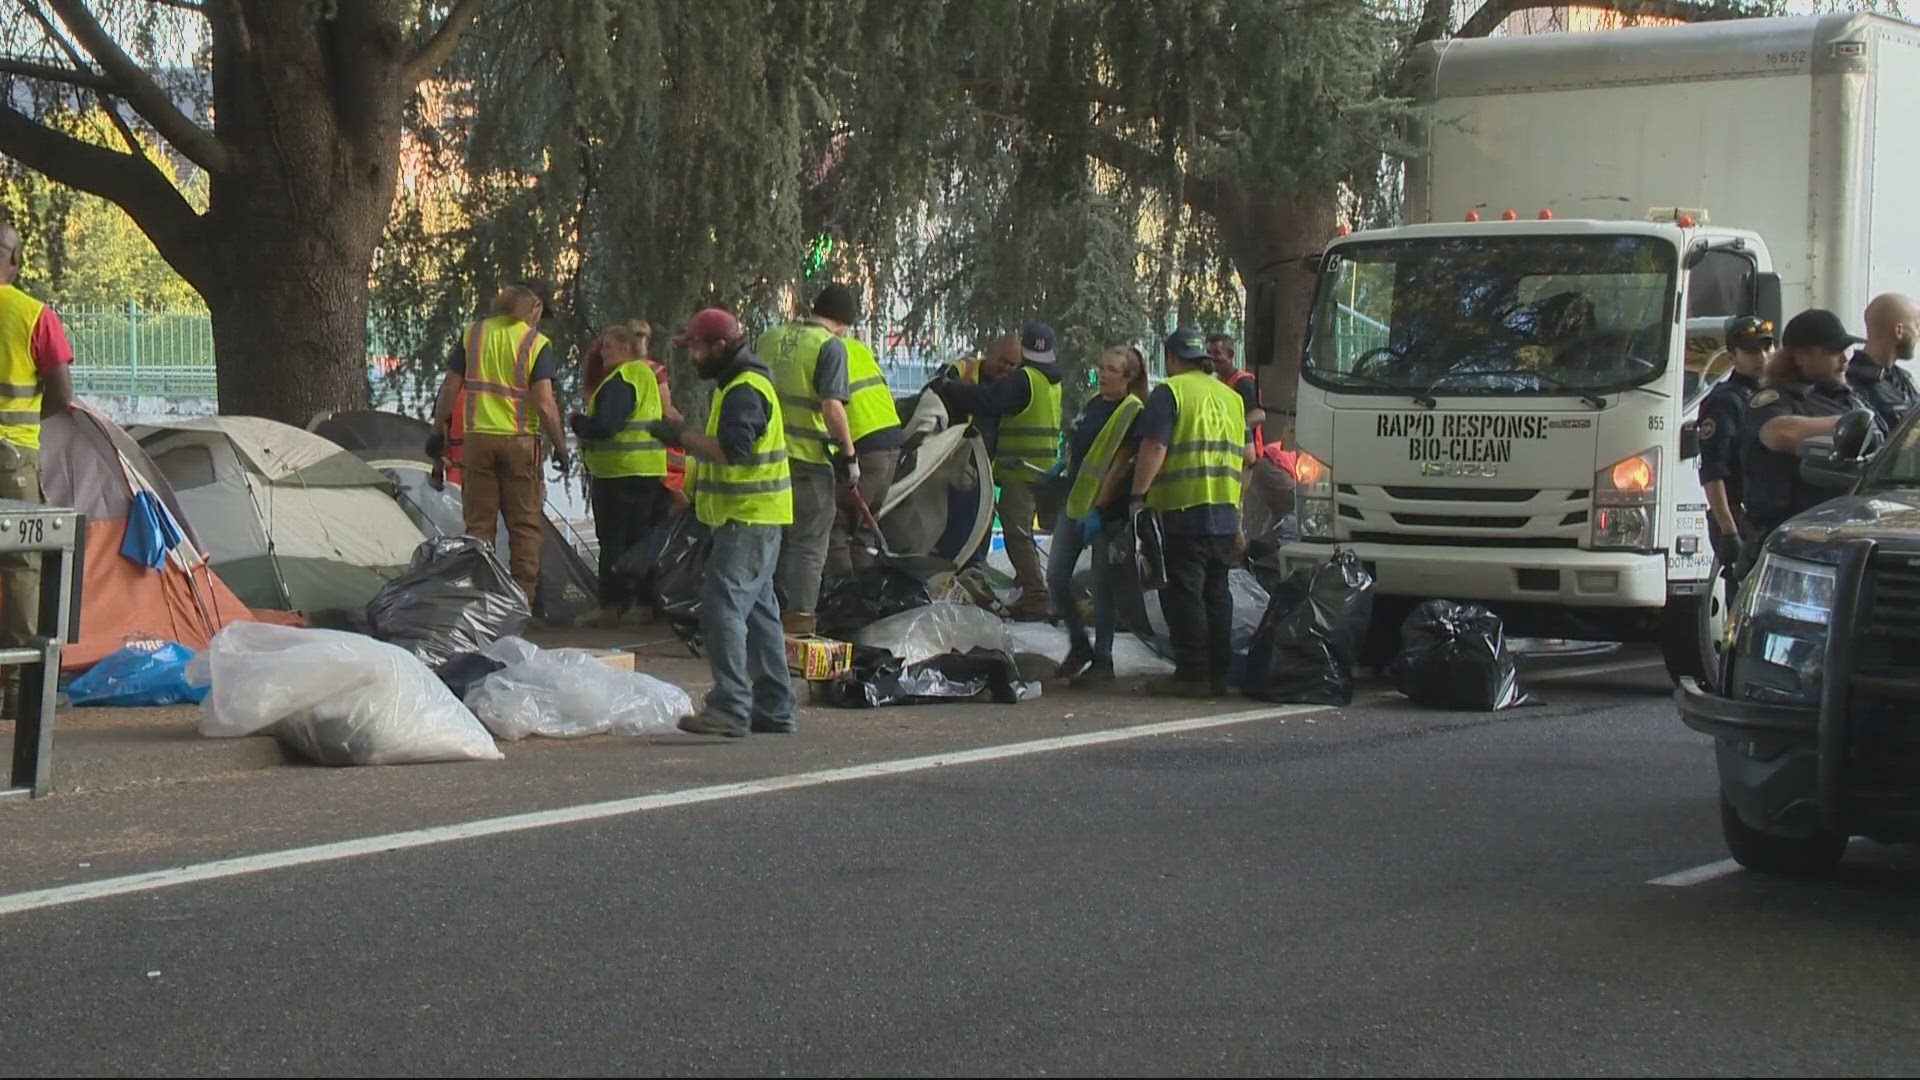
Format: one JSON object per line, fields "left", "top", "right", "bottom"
{"left": 132, "top": 417, "right": 428, "bottom": 621}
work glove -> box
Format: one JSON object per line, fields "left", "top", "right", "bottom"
{"left": 1709, "top": 527, "right": 1741, "bottom": 570}
{"left": 830, "top": 447, "right": 860, "bottom": 485}
{"left": 1047, "top": 458, "right": 1067, "bottom": 480}
{"left": 567, "top": 412, "right": 590, "bottom": 440}
{"left": 1127, "top": 495, "right": 1148, "bottom": 523}
{"left": 551, "top": 448, "right": 573, "bottom": 480}
{"left": 425, "top": 432, "right": 446, "bottom": 460}
{"left": 1736, "top": 532, "right": 1767, "bottom": 582}
{"left": 646, "top": 418, "right": 686, "bottom": 449}
{"left": 1079, "top": 507, "right": 1103, "bottom": 542}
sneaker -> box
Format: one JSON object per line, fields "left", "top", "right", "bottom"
{"left": 677, "top": 712, "right": 747, "bottom": 738}
{"left": 1070, "top": 657, "right": 1114, "bottom": 687}
{"left": 1140, "top": 676, "right": 1215, "bottom": 699}
{"left": 1059, "top": 640, "right": 1094, "bottom": 681}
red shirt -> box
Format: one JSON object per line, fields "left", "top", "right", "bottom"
{"left": 31, "top": 306, "right": 72, "bottom": 374}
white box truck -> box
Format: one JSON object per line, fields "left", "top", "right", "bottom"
{"left": 1275, "top": 13, "right": 1920, "bottom": 685}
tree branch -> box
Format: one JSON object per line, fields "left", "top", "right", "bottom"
{"left": 45, "top": 0, "right": 235, "bottom": 172}
{"left": 1456, "top": 0, "right": 1751, "bottom": 40}
{"left": 0, "top": 55, "right": 111, "bottom": 91}
{"left": 404, "top": 0, "right": 483, "bottom": 84}
{"left": 0, "top": 102, "right": 208, "bottom": 285}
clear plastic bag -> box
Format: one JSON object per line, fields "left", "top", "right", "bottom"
{"left": 852, "top": 601, "right": 1012, "bottom": 667}
{"left": 193, "top": 622, "right": 502, "bottom": 766}
{"left": 464, "top": 639, "right": 694, "bottom": 740}
{"left": 1002, "top": 622, "right": 1175, "bottom": 678}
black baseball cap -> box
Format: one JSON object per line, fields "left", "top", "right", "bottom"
{"left": 1724, "top": 315, "right": 1775, "bottom": 351}
{"left": 1165, "top": 325, "right": 1208, "bottom": 361}
{"left": 1780, "top": 309, "right": 1862, "bottom": 352}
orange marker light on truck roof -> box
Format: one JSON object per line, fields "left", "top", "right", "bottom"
{"left": 1502, "top": 209, "right": 1518, "bottom": 221}
{"left": 1465, "top": 211, "right": 1481, "bottom": 222}
{"left": 1538, "top": 209, "right": 1554, "bottom": 220}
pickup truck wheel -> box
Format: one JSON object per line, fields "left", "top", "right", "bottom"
{"left": 1719, "top": 796, "right": 1847, "bottom": 875}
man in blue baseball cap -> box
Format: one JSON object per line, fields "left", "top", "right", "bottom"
{"left": 934, "top": 321, "right": 1064, "bottom": 620}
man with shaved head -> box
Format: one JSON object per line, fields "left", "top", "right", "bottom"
{"left": 0, "top": 220, "right": 75, "bottom": 717}
{"left": 1847, "top": 292, "right": 1920, "bottom": 430}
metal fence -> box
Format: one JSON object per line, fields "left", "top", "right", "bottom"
{"left": 64, "top": 303, "right": 218, "bottom": 400}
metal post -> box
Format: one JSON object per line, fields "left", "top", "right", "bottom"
{"left": 127, "top": 298, "right": 140, "bottom": 399}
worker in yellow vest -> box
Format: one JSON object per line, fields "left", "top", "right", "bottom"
{"left": 756, "top": 283, "right": 862, "bottom": 634}
{"left": 827, "top": 334, "right": 904, "bottom": 577}
{"left": 649, "top": 308, "right": 796, "bottom": 739}
{"left": 569, "top": 322, "right": 671, "bottom": 628}
{"left": 0, "top": 221, "right": 75, "bottom": 718}
{"left": 430, "top": 282, "right": 572, "bottom": 605}
{"left": 933, "top": 323, "right": 1063, "bottom": 621}
{"left": 1127, "top": 326, "right": 1247, "bottom": 698}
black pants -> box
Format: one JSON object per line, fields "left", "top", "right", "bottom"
{"left": 591, "top": 474, "right": 669, "bottom": 607}
{"left": 1162, "top": 535, "right": 1236, "bottom": 686}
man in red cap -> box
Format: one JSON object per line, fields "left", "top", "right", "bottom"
{"left": 649, "top": 308, "right": 798, "bottom": 738}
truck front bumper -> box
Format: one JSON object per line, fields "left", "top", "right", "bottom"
{"left": 1279, "top": 541, "right": 1671, "bottom": 608}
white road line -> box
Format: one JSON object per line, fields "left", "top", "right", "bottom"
{"left": 0, "top": 654, "right": 1669, "bottom": 919}
{"left": 1647, "top": 858, "right": 1745, "bottom": 887}
{"left": 0, "top": 703, "right": 1332, "bottom": 918}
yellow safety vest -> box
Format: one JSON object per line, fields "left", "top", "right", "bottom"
{"left": 0, "top": 286, "right": 48, "bottom": 449}
{"left": 1066, "top": 395, "right": 1144, "bottom": 520}
{"left": 843, "top": 337, "right": 900, "bottom": 445}
{"left": 756, "top": 320, "right": 835, "bottom": 466}
{"left": 994, "top": 364, "right": 1061, "bottom": 483}
{"left": 462, "top": 315, "right": 551, "bottom": 437}
{"left": 579, "top": 361, "right": 668, "bottom": 479}
{"left": 692, "top": 369, "right": 794, "bottom": 528}
{"left": 956, "top": 358, "right": 981, "bottom": 384}
{"left": 1147, "top": 371, "right": 1245, "bottom": 514}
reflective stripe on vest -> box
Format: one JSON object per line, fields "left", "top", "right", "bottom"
{"left": 1147, "top": 371, "right": 1245, "bottom": 514}
{"left": 579, "top": 362, "right": 669, "bottom": 478}
{"left": 694, "top": 369, "right": 794, "bottom": 527}
{"left": 994, "top": 364, "right": 1062, "bottom": 482}
{"left": 757, "top": 321, "right": 834, "bottom": 466}
{"left": 843, "top": 337, "right": 900, "bottom": 445}
{"left": 1224, "top": 367, "right": 1264, "bottom": 453}
{"left": 0, "top": 286, "right": 44, "bottom": 449}
{"left": 462, "top": 315, "right": 549, "bottom": 436}
{"left": 1066, "top": 395, "right": 1144, "bottom": 520}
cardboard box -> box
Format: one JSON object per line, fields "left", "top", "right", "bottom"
{"left": 785, "top": 634, "right": 853, "bottom": 682}
{"left": 586, "top": 648, "right": 636, "bottom": 673}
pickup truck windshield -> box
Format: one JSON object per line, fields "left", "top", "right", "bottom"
{"left": 1304, "top": 235, "right": 1678, "bottom": 396}
{"left": 1865, "top": 417, "right": 1920, "bottom": 490}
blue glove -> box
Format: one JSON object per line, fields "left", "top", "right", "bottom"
{"left": 1079, "top": 508, "right": 1103, "bottom": 541}
{"left": 1047, "top": 459, "right": 1067, "bottom": 480}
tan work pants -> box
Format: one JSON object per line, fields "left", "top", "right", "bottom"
{"left": 462, "top": 433, "right": 545, "bottom": 603}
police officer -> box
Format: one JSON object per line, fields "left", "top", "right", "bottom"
{"left": 1845, "top": 292, "right": 1920, "bottom": 431}
{"left": 1696, "top": 315, "right": 1772, "bottom": 575}
{"left": 1738, "top": 309, "right": 1882, "bottom": 564}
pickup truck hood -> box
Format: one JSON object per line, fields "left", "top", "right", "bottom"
{"left": 1769, "top": 487, "right": 1920, "bottom": 563}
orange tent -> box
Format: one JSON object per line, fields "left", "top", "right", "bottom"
{"left": 37, "top": 404, "right": 280, "bottom": 672}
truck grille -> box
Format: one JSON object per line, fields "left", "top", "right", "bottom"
{"left": 1859, "top": 565, "right": 1920, "bottom": 680}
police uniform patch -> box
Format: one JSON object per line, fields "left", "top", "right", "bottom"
{"left": 1748, "top": 389, "right": 1781, "bottom": 408}
{"left": 1699, "top": 418, "right": 1717, "bottom": 440}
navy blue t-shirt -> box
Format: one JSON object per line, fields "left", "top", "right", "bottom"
{"left": 1137, "top": 383, "right": 1240, "bottom": 538}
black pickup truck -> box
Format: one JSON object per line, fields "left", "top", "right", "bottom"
{"left": 1677, "top": 410, "right": 1920, "bottom": 874}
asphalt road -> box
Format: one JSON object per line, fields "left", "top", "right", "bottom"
{"left": 2, "top": 654, "right": 1917, "bottom": 1077}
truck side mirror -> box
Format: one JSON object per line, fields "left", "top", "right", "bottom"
{"left": 1754, "top": 272, "right": 1783, "bottom": 331}
{"left": 1679, "top": 420, "right": 1700, "bottom": 461}
{"left": 1798, "top": 435, "right": 1863, "bottom": 491}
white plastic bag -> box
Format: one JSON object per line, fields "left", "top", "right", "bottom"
{"left": 194, "top": 622, "right": 502, "bottom": 766}
{"left": 1004, "top": 622, "right": 1176, "bottom": 678}
{"left": 466, "top": 643, "right": 694, "bottom": 740}
{"left": 853, "top": 602, "right": 1012, "bottom": 666}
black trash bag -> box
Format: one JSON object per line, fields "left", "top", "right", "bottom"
{"left": 435, "top": 651, "right": 506, "bottom": 699}
{"left": 816, "top": 567, "right": 938, "bottom": 638}
{"left": 1389, "top": 600, "right": 1539, "bottom": 711}
{"left": 1242, "top": 549, "right": 1375, "bottom": 706}
{"left": 617, "top": 510, "right": 713, "bottom": 650}
{"left": 1109, "top": 506, "right": 1168, "bottom": 592}
{"left": 367, "top": 537, "right": 532, "bottom": 668}
{"left": 823, "top": 645, "right": 1036, "bottom": 708}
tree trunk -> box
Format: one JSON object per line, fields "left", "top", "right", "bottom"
{"left": 1207, "top": 185, "right": 1341, "bottom": 444}
{"left": 205, "top": 252, "right": 376, "bottom": 424}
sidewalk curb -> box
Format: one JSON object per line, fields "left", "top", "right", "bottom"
{"left": 19, "top": 725, "right": 294, "bottom": 798}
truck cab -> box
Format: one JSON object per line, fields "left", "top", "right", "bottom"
{"left": 1280, "top": 213, "right": 1782, "bottom": 682}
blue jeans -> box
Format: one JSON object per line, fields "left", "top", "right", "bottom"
{"left": 1046, "top": 507, "right": 1117, "bottom": 658}
{"left": 699, "top": 522, "right": 796, "bottom": 733}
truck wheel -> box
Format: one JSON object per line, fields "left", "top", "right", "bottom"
{"left": 1719, "top": 796, "right": 1847, "bottom": 875}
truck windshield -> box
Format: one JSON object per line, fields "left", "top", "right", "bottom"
{"left": 1304, "top": 235, "right": 1677, "bottom": 397}
{"left": 1865, "top": 416, "right": 1920, "bottom": 491}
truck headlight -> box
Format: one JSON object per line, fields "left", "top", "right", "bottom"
{"left": 1295, "top": 450, "right": 1334, "bottom": 540}
{"left": 1590, "top": 447, "right": 1660, "bottom": 551}
{"left": 1727, "top": 550, "right": 1835, "bottom": 698}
